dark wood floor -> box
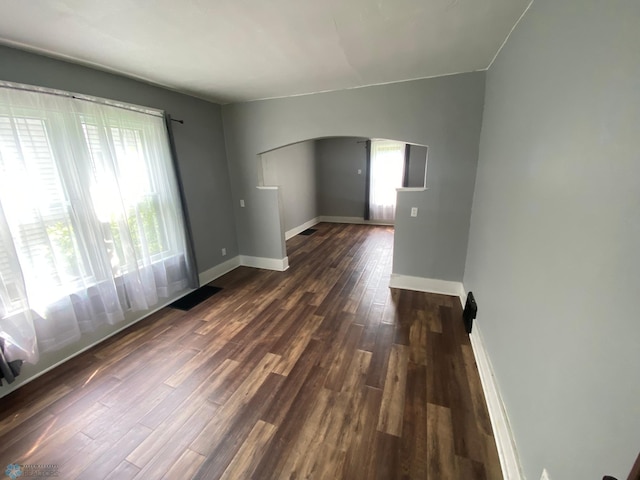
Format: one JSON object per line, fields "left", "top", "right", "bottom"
{"left": 0, "top": 223, "right": 501, "bottom": 479}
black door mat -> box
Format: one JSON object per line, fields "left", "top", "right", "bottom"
{"left": 299, "top": 228, "right": 317, "bottom": 236}
{"left": 170, "top": 285, "right": 222, "bottom": 311}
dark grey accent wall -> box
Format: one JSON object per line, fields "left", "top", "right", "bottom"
{"left": 315, "top": 138, "right": 427, "bottom": 217}
{"left": 464, "top": 0, "right": 640, "bottom": 478}
{"left": 0, "top": 45, "right": 238, "bottom": 273}
{"left": 223, "top": 72, "right": 485, "bottom": 281}
{"left": 315, "top": 137, "right": 367, "bottom": 218}
{"left": 407, "top": 144, "right": 428, "bottom": 188}
{"left": 261, "top": 141, "right": 317, "bottom": 232}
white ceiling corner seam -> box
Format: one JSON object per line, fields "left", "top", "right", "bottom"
{"left": 235, "top": 68, "right": 490, "bottom": 105}
{"left": 486, "top": 0, "right": 535, "bottom": 70}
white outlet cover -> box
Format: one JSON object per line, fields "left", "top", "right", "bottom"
{"left": 410, "top": 207, "right": 418, "bottom": 217}
{"left": 540, "top": 468, "right": 551, "bottom": 480}
{"left": 240, "top": 199, "right": 245, "bottom": 207}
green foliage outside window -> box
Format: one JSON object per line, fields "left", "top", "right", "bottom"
{"left": 46, "top": 195, "right": 166, "bottom": 279}
{"left": 109, "top": 195, "right": 166, "bottom": 269}
{"left": 45, "top": 220, "right": 81, "bottom": 281}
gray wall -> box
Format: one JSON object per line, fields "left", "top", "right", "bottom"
{"left": 464, "top": 1, "right": 640, "bottom": 478}
{"left": 315, "top": 137, "right": 367, "bottom": 218}
{"left": 407, "top": 144, "right": 428, "bottom": 188}
{"left": 0, "top": 45, "right": 238, "bottom": 273}
{"left": 223, "top": 73, "right": 485, "bottom": 280}
{"left": 261, "top": 141, "right": 317, "bottom": 232}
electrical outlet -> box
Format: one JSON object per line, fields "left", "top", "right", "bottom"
{"left": 357, "top": 169, "right": 362, "bottom": 174}
{"left": 221, "top": 248, "right": 226, "bottom": 256}
{"left": 540, "top": 468, "right": 551, "bottom": 480}
{"left": 240, "top": 199, "right": 245, "bottom": 207}
{"left": 410, "top": 207, "right": 418, "bottom": 217}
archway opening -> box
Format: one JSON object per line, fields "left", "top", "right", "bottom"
{"left": 258, "top": 136, "right": 428, "bottom": 266}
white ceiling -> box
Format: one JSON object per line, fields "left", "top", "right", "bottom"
{"left": 0, "top": 0, "right": 531, "bottom": 104}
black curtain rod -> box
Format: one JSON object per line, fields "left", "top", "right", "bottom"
{"left": 170, "top": 118, "right": 184, "bottom": 124}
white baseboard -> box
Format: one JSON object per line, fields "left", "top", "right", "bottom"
{"left": 198, "top": 253, "right": 291, "bottom": 283}
{"left": 201, "top": 254, "right": 290, "bottom": 274}
{"left": 198, "top": 256, "right": 241, "bottom": 286}
{"left": 467, "top": 313, "right": 524, "bottom": 480}
{"left": 318, "top": 216, "right": 393, "bottom": 226}
{"left": 285, "top": 217, "right": 320, "bottom": 240}
{"left": 239, "top": 255, "right": 289, "bottom": 271}
{"left": 319, "top": 215, "right": 363, "bottom": 224}
{"left": 389, "top": 273, "right": 465, "bottom": 302}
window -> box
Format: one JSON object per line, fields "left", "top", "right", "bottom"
{"left": 369, "top": 140, "right": 406, "bottom": 222}
{"left": 82, "top": 122, "right": 170, "bottom": 270}
{"left": 1, "top": 116, "right": 86, "bottom": 298}
{"left": 0, "top": 83, "right": 194, "bottom": 364}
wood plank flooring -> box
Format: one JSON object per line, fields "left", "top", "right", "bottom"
{"left": 0, "top": 223, "right": 501, "bottom": 479}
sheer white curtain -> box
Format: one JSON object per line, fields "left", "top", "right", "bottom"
{"left": 369, "top": 140, "right": 406, "bottom": 222}
{"left": 0, "top": 84, "right": 193, "bottom": 366}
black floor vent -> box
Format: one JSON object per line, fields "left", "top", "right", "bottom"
{"left": 170, "top": 285, "right": 222, "bottom": 311}
{"left": 299, "top": 228, "right": 317, "bottom": 236}
{"left": 463, "top": 292, "right": 477, "bottom": 334}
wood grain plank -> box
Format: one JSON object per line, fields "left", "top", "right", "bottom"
{"left": 323, "top": 323, "right": 364, "bottom": 391}
{"left": 365, "top": 322, "right": 396, "bottom": 389}
{"left": 427, "top": 402, "right": 457, "bottom": 480}
{"left": 130, "top": 401, "right": 218, "bottom": 478}
{"left": 342, "top": 386, "right": 383, "bottom": 480}
{"left": 160, "top": 449, "right": 206, "bottom": 480}
{"left": 218, "top": 420, "right": 277, "bottom": 480}
{"left": 377, "top": 343, "right": 410, "bottom": 437}
{"left": 127, "top": 400, "right": 217, "bottom": 469}
{"left": 189, "top": 353, "right": 280, "bottom": 455}
{"left": 400, "top": 361, "right": 428, "bottom": 478}
{"left": 192, "top": 373, "right": 284, "bottom": 480}
{"left": 76, "top": 424, "right": 152, "bottom": 479}
{"left": 103, "top": 461, "right": 140, "bottom": 480}
{"left": 374, "top": 431, "right": 401, "bottom": 480}
{"left": 251, "top": 364, "right": 327, "bottom": 479}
